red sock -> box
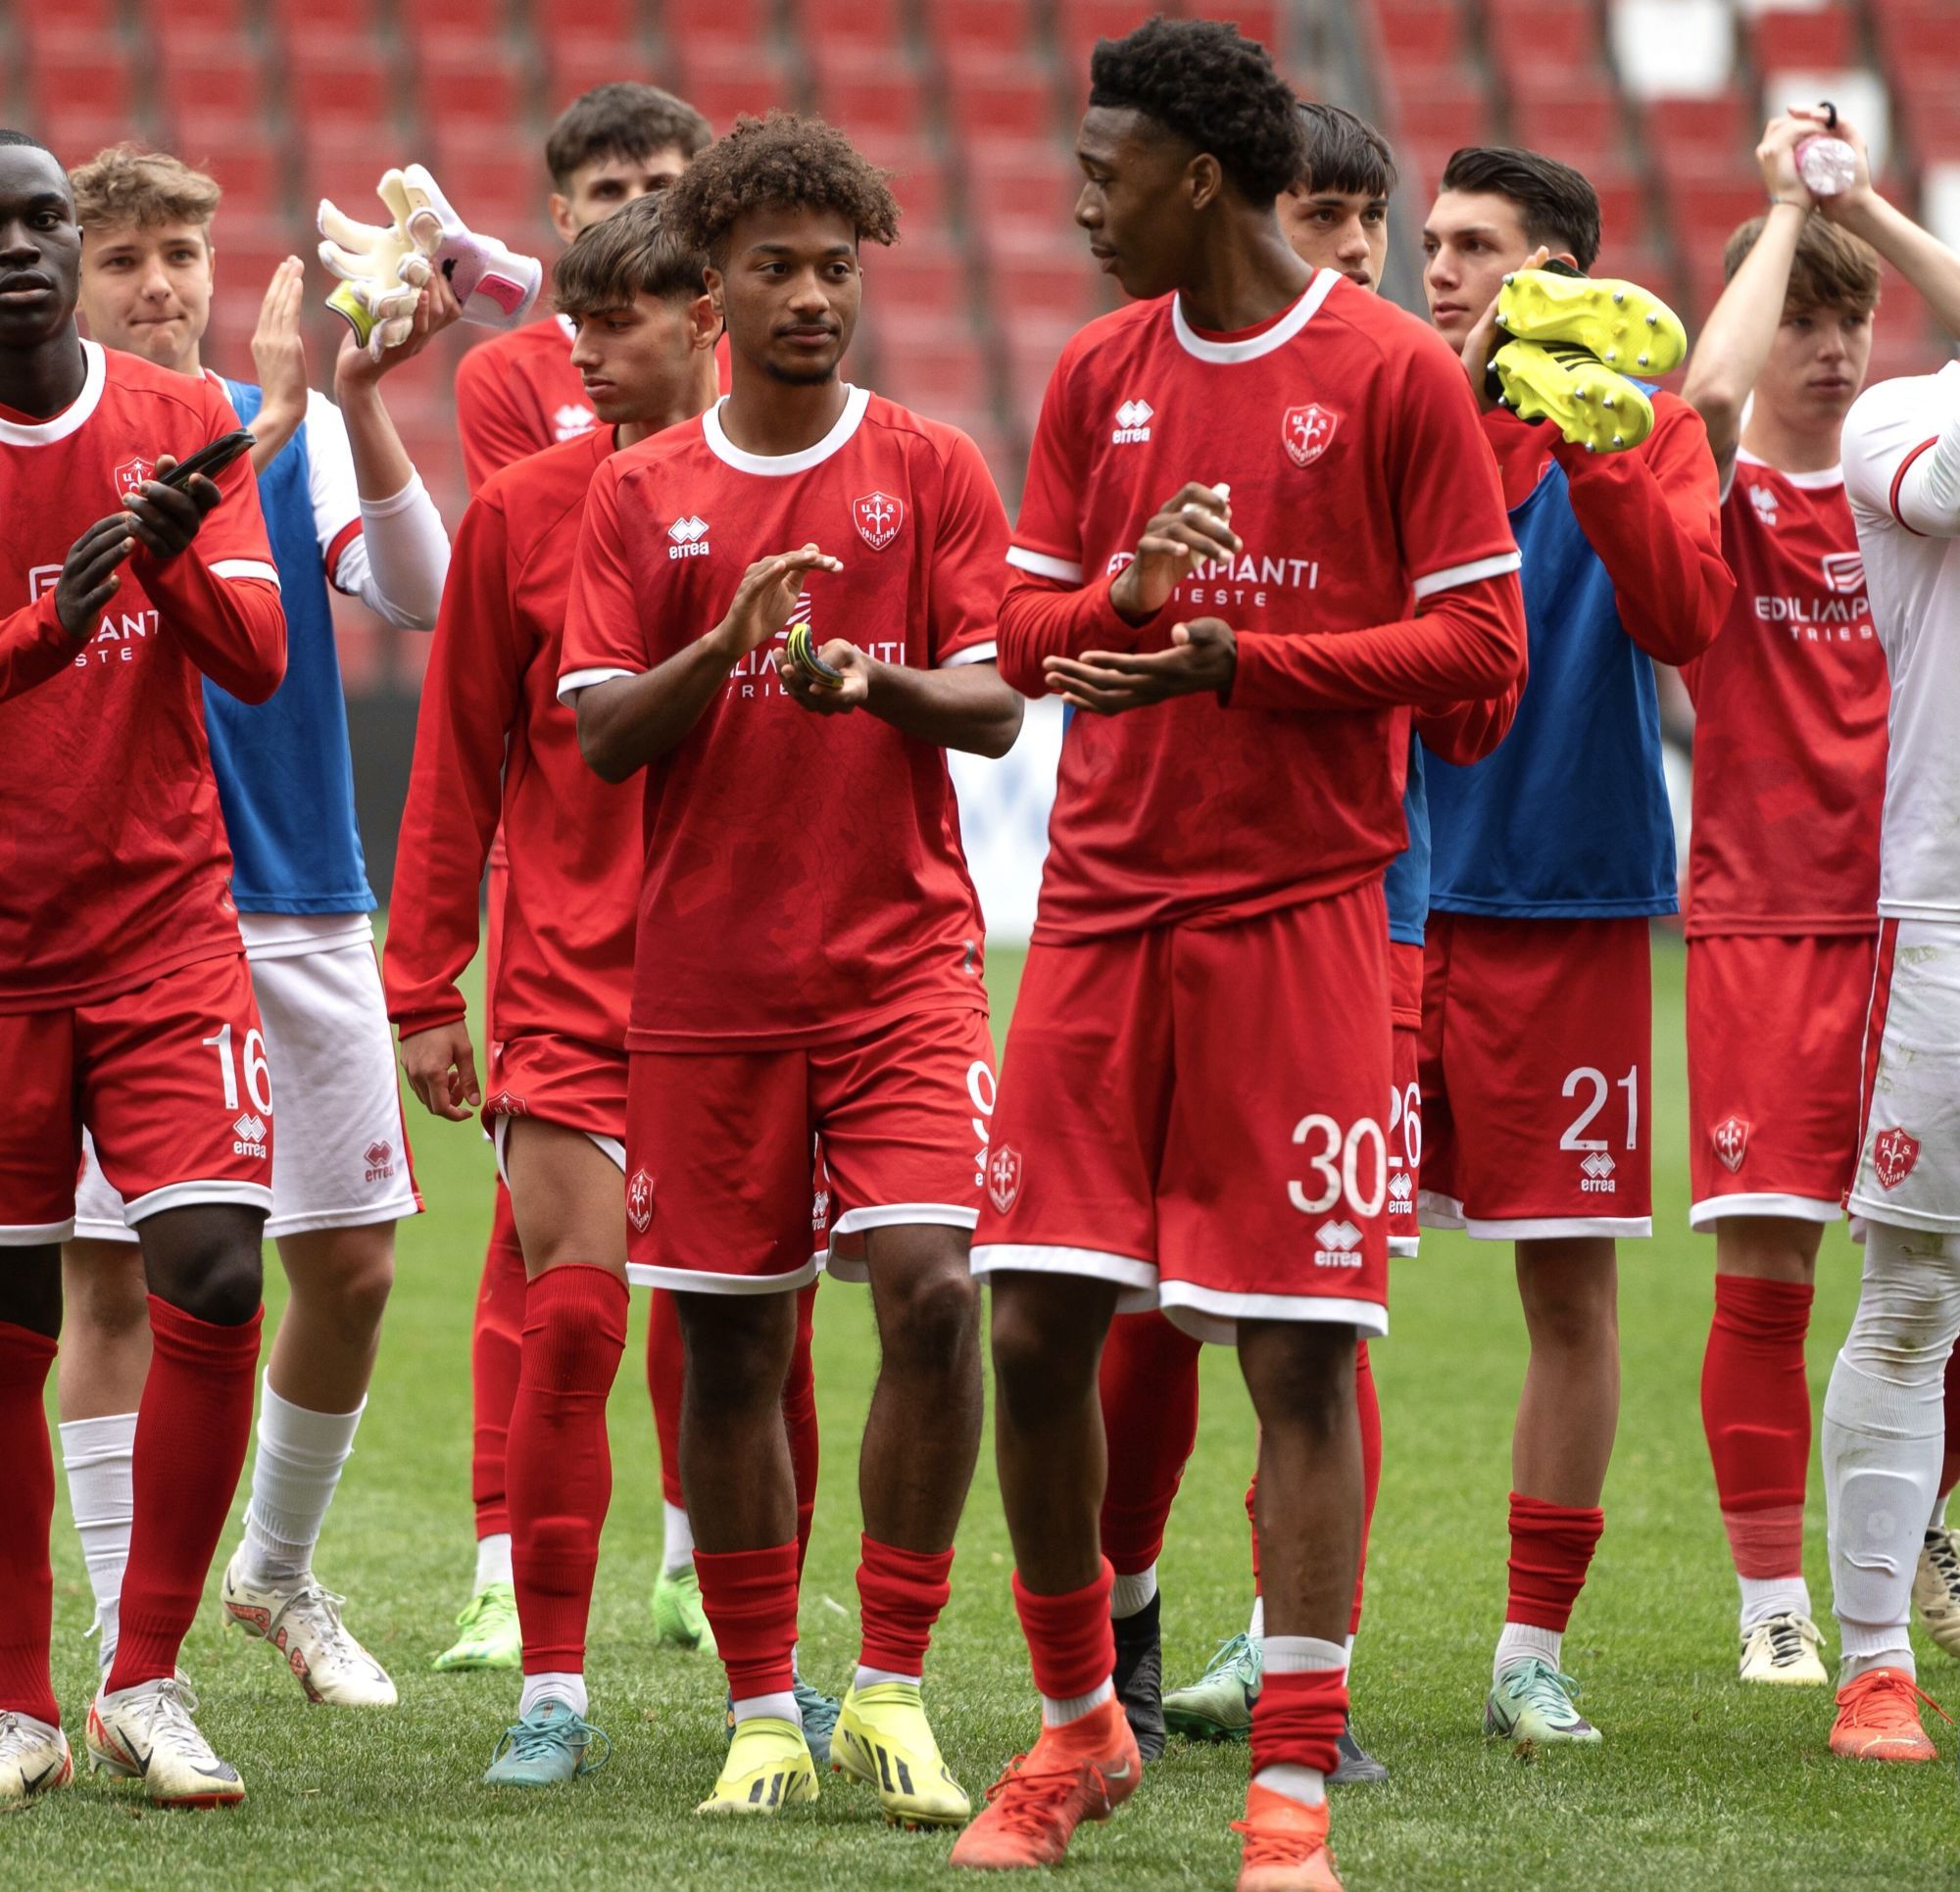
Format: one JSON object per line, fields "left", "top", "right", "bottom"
{"left": 1098, "top": 1311, "right": 1201, "bottom": 1576}
{"left": 647, "top": 1287, "right": 684, "bottom": 1510}
{"left": 787, "top": 1281, "right": 820, "bottom": 1575}
{"left": 1013, "top": 1558, "right": 1115, "bottom": 1703}
{"left": 858, "top": 1535, "right": 954, "bottom": 1676}
{"left": 696, "top": 1541, "right": 800, "bottom": 1700}
{"left": 1505, "top": 1492, "right": 1604, "bottom": 1631}
{"left": 1942, "top": 1342, "right": 1960, "bottom": 1502}
{"left": 470, "top": 1181, "right": 527, "bottom": 1540}
{"left": 0, "top": 1323, "right": 59, "bottom": 1724}
{"left": 1701, "top": 1274, "right": 1812, "bottom": 1577}
{"left": 1250, "top": 1668, "right": 1348, "bottom": 1777}
{"left": 1352, "top": 1337, "right": 1383, "bottom": 1637}
{"left": 508, "top": 1265, "right": 628, "bottom": 1674}
{"left": 108, "top": 1298, "right": 262, "bottom": 1692}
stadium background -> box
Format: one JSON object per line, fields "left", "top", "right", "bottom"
{"left": 8, "top": 0, "right": 1955, "bottom": 932}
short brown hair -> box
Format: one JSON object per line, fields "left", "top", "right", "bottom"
{"left": 669, "top": 112, "right": 899, "bottom": 267}
{"left": 1724, "top": 210, "right": 1881, "bottom": 316}
{"left": 545, "top": 83, "right": 711, "bottom": 192}
{"left": 69, "top": 144, "right": 220, "bottom": 234}
{"left": 554, "top": 192, "right": 708, "bottom": 315}
{"left": 1441, "top": 145, "right": 1600, "bottom": 272}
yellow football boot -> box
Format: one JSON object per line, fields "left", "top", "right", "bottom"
{"left": 1496, "top": 264, "right": 1687, "bottom": 374}
{"left": 1493, "top": 340, "right": 1656, "bottom": 454}
{"left": 696, "top": 1715, "right": 818, "bottom": 1815}
{"left": 833, "top": 1681, "right": 971, "bottom": 1828}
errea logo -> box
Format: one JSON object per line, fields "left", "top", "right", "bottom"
{"left": 1749, "top": 483, "right": 1779, "bottom": 529}
{"left": 1111, "top": 399, "right": 1153, "bottom": 444}
{"left": 1580, "top": 1150, "right": 1616, "bottom": 1192}
{"left": 553, "top": 404, "right": 596, "bottom": 441}
{"left": 667, "top": 515, "right": 710, "bottom": 559}
{"left": 1314, "top": 1219, "right": 1364, "bottom": 1267}
{"left": 233, "top": 1112, "right": 268, "bottom": 1160}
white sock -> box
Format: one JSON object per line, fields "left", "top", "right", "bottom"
{"left": 60, "top": 1413, "right": 135, "bottom": 1668}
{"left": 662, "top": 1500, "right": 695, "bottom": 1576}
{"left": 242, "top": 1375, "right": 366, "bottom": 1588}
{"left": 1739, "top": 1574, "right": 1811, "bottom": 1632}
{"left": 519, "top": 1671, "right": 587, "bottom": 1720}
{"left": 854, "top": 1665, "right": 919, "bottom": 1690}
{"left": 1494, "top": 1622, "right": 1562, "bottom": 1682}
{"left": 1262, "top": 1634, "right": 1347, "bottom": 1675}
{"left": 475, "top": 1531, "right": 514, "bottom": 1591}
{"left": 1041, "top": 1679, "right": 1114, "bottom": 1726}
{"left": 1248, "top": 1593, "right": 1265, "bottom": 1643}
{"left": 1109, "top": 1563, "right": 1157, "bottom": 1620}
{"left": 732, "top": 1690, "right": 802, "bottom": 1727}
{"left": 1252, "top": 1763, "right": 1326, "bottom": 1808}
{"left": 1824, "top": 1224, "right": 1960, "bottom": 1684}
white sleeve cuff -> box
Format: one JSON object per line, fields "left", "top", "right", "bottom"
{"left": 1411, "top": 550, "right": 1521, "bottom": 600}
{"left": 557, "top": 665, "right": 635, "bottom": 705}
{"left": 1006, "top": 546, "right": 1084, "bottom": 582}
{"left": 213, "top": 558, "right": 281, "bottom": 587}
{"left": 940, "top": 642, "right": 999, "bottom": 668}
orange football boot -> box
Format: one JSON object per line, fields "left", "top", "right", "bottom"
{"left": 1829, "top": 1666, "right": 1949, "bottom": 1762}
{"left": 949, "top": 1696, "right": 1140, "bottom": 1869}
{"left": 1234, "top": 1783, "right": 1345, "bottom": 1892}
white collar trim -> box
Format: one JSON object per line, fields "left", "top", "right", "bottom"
{"left": 1738, "top": 447, "right": 1843, "bottom": 489}
{"left": 0, "top": 338, "right": 107, "bottom": 446}
{"left": 1170, "top": 272, "right": 1336, "bottom": 364}
{"left": 702, "top": 384, "right": 869, "bottom": 475}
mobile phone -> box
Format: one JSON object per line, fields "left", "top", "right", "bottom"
{"left": 156, "top": 429, "right": 257, "bottom": 492}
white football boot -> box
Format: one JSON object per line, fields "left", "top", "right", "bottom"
{"left": 87, "top": 1676, "right": 243, "bottom": 1807}
{"left": 0, "top": 1711, "right": 72, "bottom": 1810}
{"left": 221, "top": 1550, "right": 398, "bottom": 1706}
{"left": 1913, "top": 1523, "right": 1960, "bottom": 1659}
{"left": 1738, "top": 1613, "right": 1829, "bottom": 1685}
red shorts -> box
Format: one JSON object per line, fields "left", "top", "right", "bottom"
{"left": 1419, "top": 914, "right": 1652, "bottom": 1237}
{"left": 1686, "top": 932, "right": 1874, "bottom": 1228}
{"left": 624, "top": 1007, "right": 994, "bottom": 1293}
{"left": 485, "top": 1031, "right": 628, "bottom": 1183}
{"left": 971, "top": 886, "right": 1393, "bottom": 1344}
{"left": 1389, "top": 942, "right": 1424, "bottom": 1259}
{"left": 0, "top": 952, "right": 272, "bottom": 1242}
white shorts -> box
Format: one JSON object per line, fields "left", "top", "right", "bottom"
{"left": 74, "top": 915, "right": 422, "bottom": 1242}
{"left": 1849, "top": 918, "right": 1960, "bottom": 1236}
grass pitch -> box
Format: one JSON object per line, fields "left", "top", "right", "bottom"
{"left": 18, "top": 936, "right": 1956, "bottom": 1889}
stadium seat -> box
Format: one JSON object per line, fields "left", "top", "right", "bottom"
{"left": 924, "top": 0, "right": 1041, "bottom": 59}
{"left": 967, "top": 139, "right": 1082, "bottom": 243}
{"left": 984, "top": 229, "right": 1106, "bottom": 328}
{"left": 157, "top": 33, "right": 269, "bottom": 143}
{"left": 948, "top": 57, "right": 1063, "bottom": 144}
{"left": 545, "top": 0, "right": 642, "bottom": 35}
{"left": 12, "top": 0, "right": 121, "bottom": 40}
{"left": 1747, "top": 7, "right": 1856, "bottom": 73}
{"left": 659, "top": 0, "right": 773, "bottom": 51}
{"left": 870, "top": 314, "right": 994, "bottom": 418}
{"left": 416, "top": 37, "right": 530, "bottom": 131}
{"left": 1004, "top": 313, "right": 1082, "bottom": 424}
{"left": 1484, "top": 0, "right": 1601, "bottom": 73}
{"left": 265, "top": 0, "right": 376, "bottom": 38}
{"left": 1372, "top": 0, "right": 1473, "bottom": 69}
{"left": 1187, "top": 0, "right": 1284, "bottom": 51}
{"left": 1507, "top": 70, "right": 1626, "bottom": 164}
{"left": 429, "top": 130, "right": 542, "bottom": 233}
{"left": 157, "top": 0, "right": 255, "bottom": 33}
{"left": 1384, "top": 70, "right": 1499, "bottom": 155}
{"left": 852, "top": 129, "right": 951, "bottom": 226}
{"left": 671, "top": 45, "right": 797, "bottom": 126}
{"left": 807, "top": 44, "right": 928, "bottom": 137}
{"left": 1640, "top": 93, "right": 1753, "bottom": 175}
{"left": 290, "top": 36, "right": 401, "bottom": 131}
{"left": 24, "top": 30, "right": 136, "bottom": 125}
{"left": 187, "top": 124, "right": 287, "bottom": 219}
{"left": 544, "top": 38, "right": 656, "bottom": 109}
{"left": 864, "top": 232, "right": 975, "bottom": 318}
{"left": 789, "top": 0, "right": 909, "bottom": 52}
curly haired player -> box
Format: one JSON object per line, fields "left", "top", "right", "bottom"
{"left": 561, "top": 114, "right": 1022, "bottom": 1825}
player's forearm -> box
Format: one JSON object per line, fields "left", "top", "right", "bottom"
{"left": 1683, "top": 202, "right": 1808, "bottom": 461}
{"left": 998, "top": 571, "right": 1148, "bottom": 693}
{"left": 337, "top": 477, "right": 451, "bottom": 630}
{"left": 0, "top": 597, "right": 81, "bottom": 703}
{"left": 246, "top": 397, "right": 305, "bottom": 475}
{"left": 1833, "top": 191, "right": 1960, "bottom": 343}
{"left": 1226, "top": 573, "right": 1526, "bottom": 713}
{"left": 139, "top": 555, "right": 288, "bottom": 703}
{"left": 333, "top": 370, "right": 419, "bottom": 506}
{"left": 1415, "top": 667, "right": 1527, "bottom": 766}
{"left": 861, "top": 657, "right": 1024, "bottom": 757}
{"left": 573, "top": 632, "right": 736, "bottom": 781}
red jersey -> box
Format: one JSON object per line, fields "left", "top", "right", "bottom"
{"left": 455, "top": 316, "right": 596, "bottom": 494}
{"left": 1681, "top": 452, "right": 1886, "bottom": 936}
{"left": 385, "top": 425, "right": 640, "bottom": 1050}
{"left": 559, "top": 386, "right": 1004, "bottom": 1051}
{"left": 0, "top": 341, "right": 285, "bottom": 1012}
{"left": 1004, "top": 273, "right": 1524, "bottom": 941}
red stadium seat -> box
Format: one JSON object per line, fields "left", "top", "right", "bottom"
{"left": 1507, "top": 71, "right": 1626, "bottom": 165}
{"left": 1669, "top": 175, "right": 1771, "bottom": 250}
{"left": 660, "top": 0, "right": 774, "bottom": 50}
{"left": 1893, "top": 72, "right": 1960, "bottom": 163}
{"left": 156, "top": 0, "right": 254, "bottom": 34}
{"left": 290, "top": 36, "right": 400, "bottom": 132}
{"left": 1054, "top": 0, "right": 1163, "bottom": 62}
{"left": 1484, "top": 0, "right": 1600, "bottom": 73}
{"left": 545, "top": 0, "right": 643, "bottom": 37}
{"left": 948, "top": 57, "right": 1063, "bottom": 144}
{"left": 400, "top": 0, "right": 506, "bottom": 36}
{"left": 417, "top": 37, "right": 529, "bottom": 131}
{"left": 24, "top": 30, "right": 136, "bottom": 123}
{"left": 852, "top": 130, "right": 951, "bottom": 227}
{"left": 12, "top": 0, "right": 121, "bottom": 40}
{"left": 1372, "top": 0, "right": 1472, "bottom": 68}
{"left": 1589, "top": 166, "right": 1653, "bottom": 257}
{"left": 184, "top": 124, "right": 286, "bottom": 219}
{"left": 863, "top": 233, "right": 975, "bottom": 318}
{"left": 967, "top": 140, "right": 1082, "bottom": 243}
{"left": 1186, "top": 2, "right": 1285, "bottom": 54}
{"left": 984, "top": 230, "right": 1107, "bottom": 328}
{"left": 1004, "top": 314, "right": 1081, "bottom": 425}
{"left": 871, "top": 315, "right": 994, "bottom": 418}
{"left": 1748, "top": 7, "right": 1857, "bottom": 73}
{"left": 158, "top": 33, "right": 269, "bottom": 144}
{"left": 266, "top": 0, "right": 375, "bottom": 39}
{"left": 672, "top": 45, "right": 796, "bottom": 127}
{"left": 1384, "top": 70, "right": 1498, "bottom": 155}
{"left": 791, "top": 0, "right": 909, "bottom": 51}
{"left": 429, "top": 131, "right": 544, "bottom": 234}
{"left": 807, "top": 45, "right": 928, "bottom": 137}
{"left": 1873, "top": 2, "right": 1960, "bottom": 76}
{"left": 924, "top": 0, "right": 1040, "bottom": 59}
{"left": 1641, "top": 94, "right": 1752, "bottom": 173}
{"left": 544, "top": 38, "right": 658, "bottom": 109}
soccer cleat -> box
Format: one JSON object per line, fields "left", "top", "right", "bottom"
{"left": 1739, "top": 1613, "right": 1829, "bottom": 1686}
{"left": 0, "top": 1713, "right": 72, "bottom": 1810}
{"left": 833, "top": 1680, "right": 971, "bottom": 1828}
{"left": 434, "top": 1580, "right": 522, "bottom": 1672}
{"left": 1829, "top": 1667, "right": 1948, "bottom": 1762}
{"left": 1112, "top": 1589, "right": 1166, "bottom": 1761}
{"left": 482, "top": 1699, "right": 612, "bottom": 1786}
{"left": 1912, "top": 1524, "right": 1960, "bottom": 1658}
{"left": 1491, "top": 341, "right": 1656, "bottom": 454}
{"left": 652, "top": 1564, "right": 718, "bottom": 1657}
{"left": 221, "top": 1551, "right": 398, "bottom": 1706}
{"left": 1484, "top": 1657, "right": 1601, "bottom": 1746}
{"left": 87, "top": 1676, "right": 244, "bottom": 1808}
{"left": 698, "top": 1715, "right": 819, "bottom": 1815}
{"left": 1329, "top": 1716, "right": 1389, "bottom": 1785}
{"left": 1234, "top": 1782, "right": 1344, "bottom": 1892}
{"left": 723, "top": 1677, "right": 841, "bottom": 1769}
{"left": 949, "top": 1696, "right": 1140, "bottom": 1869}
{"left": 1163, "top": 1631, "right": 1262, "bottom": 1743}
{"left": 1495, "top": 264, "right": 1687, "bottom": 375}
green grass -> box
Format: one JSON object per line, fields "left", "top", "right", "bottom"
{"left": 16, "top": 935, "right": 1954, "bottom": 1889}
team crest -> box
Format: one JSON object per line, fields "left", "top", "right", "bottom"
{"left": 1282, "top": 404, "right": 1338, "bottom": 468}
{"left": 1873, "top": 1127, "right": 1921, "bottom": 1191}
{"left": 626, "top": 1168, "right": 655, "bottom": 1234}
{"left": 114, "top": 456, "right": 154, "bottom": 498}
{"left": 854, "top": 491, "right": 905, "bottom": 551}
{"left": 1712, "top": 1115, "right": 1750, "bottom": 1175}
{"left": 987, "top": 1143, "right": 1022, "bottom": 1216}
{"left": 1820, "top": 551, "right": 1866, "bottom": 595}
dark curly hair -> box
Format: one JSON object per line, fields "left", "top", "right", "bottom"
{"left": 1087, "top": 16, "right": 1305, "bottom": 205}
{"left": 668, "top": 112, "right": 901, "bottom": 267}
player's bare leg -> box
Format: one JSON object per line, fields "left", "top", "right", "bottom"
{"left": 1487, "top": 1236, "right": 1615, "bottom": 1744}
{"left": 1704, "top": 1217, "right": 1830, "bottom": 1682}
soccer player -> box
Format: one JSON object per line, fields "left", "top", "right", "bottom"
{"left": 561, "top": 113, "right": 1021, "bottom": 1824}
{"left": 1418, "top": 146, "right": 1733, "bottom": 1743}
{"left": 1676, "top": 111, "right": 1960, "bottom": 1687}
{"left": 1807, "top": 148, "right": 1960, "bottom": 1764}
{"left": 57, "top": 145, "right": 452, "bottom": 1710}
{"left": 387, "top": 194, "right": 721, "bottom": 1783}
{"left": 0, "top": 130, "right": 286, "bottom": 1808}
{"left": 956, "top": 24, "right": 1526, "bottom": 1883}
{"left": 442, "top": 80, "right": 746, "bottom": 1673}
